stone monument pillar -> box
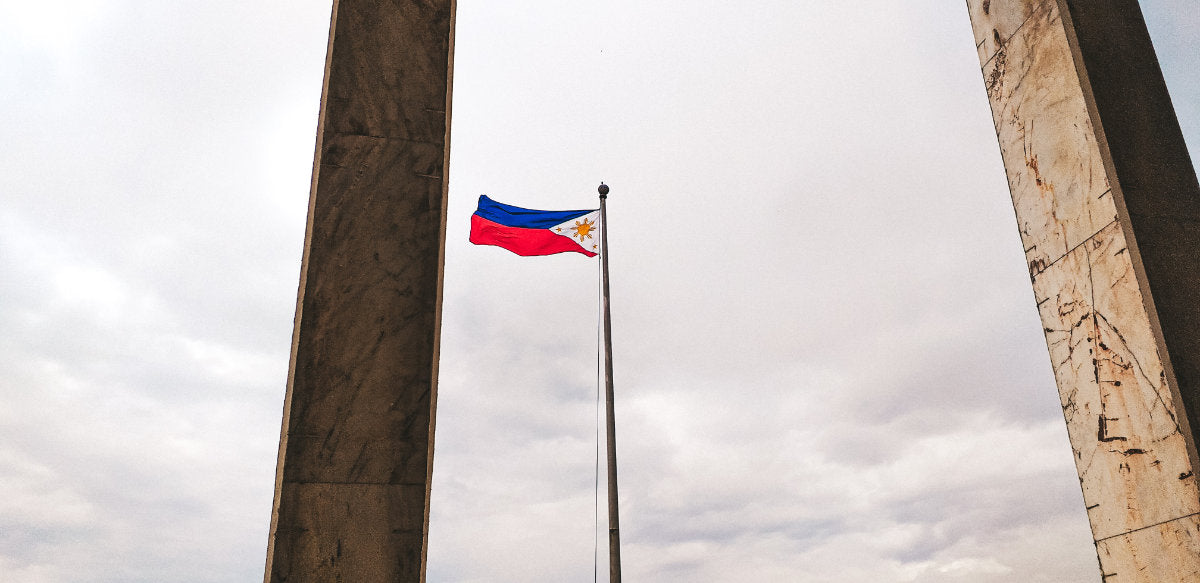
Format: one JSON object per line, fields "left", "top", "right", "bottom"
{"left": 968, "top": 1, "right": 1200, "bottom": 579}
{"left": 263, "top": 1, "right": 455, "bottom": 581}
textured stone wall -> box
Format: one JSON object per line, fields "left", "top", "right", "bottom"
{"left": 264, "top": 1, "right": 455, "bottom": 581}
{"left": 968, "top": 0, "right": 1200, "bottom": 579}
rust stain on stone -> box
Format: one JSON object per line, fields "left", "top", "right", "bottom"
{"left": 1098, "top": 415, "right": 1127, "bottom": 442}
{"left": 1029, "top": 257, "right": 1047, "bottom": 276}
{"left": 985, "top": 33, "right": 1007, "bottom": 98}
{"left": 1024, "top": 147, "right": 1056, "bottom": 200}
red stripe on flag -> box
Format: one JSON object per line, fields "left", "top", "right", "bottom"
{"left": 469, "top": 215, "right": 597, "bottom": 257}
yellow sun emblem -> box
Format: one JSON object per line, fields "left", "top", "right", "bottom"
{"left": 569, "top": 217, "right": 596, "bottom": 243}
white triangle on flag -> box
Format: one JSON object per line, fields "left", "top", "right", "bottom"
{"left": 549, "top": 210, "right": 601, "bottom": 255}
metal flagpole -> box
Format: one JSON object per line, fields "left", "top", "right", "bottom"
{"left": 597, "top": 182, "right": 621, "bottom": 583}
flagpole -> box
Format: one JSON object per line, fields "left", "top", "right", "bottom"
{"left": 598, "top": 182, "right": 622, "bottom": 583}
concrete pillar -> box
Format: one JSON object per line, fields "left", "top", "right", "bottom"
{"left": 263, "top": 0, "right": 455, "bottom": 581}
{"left": 968, "top": 0, "right": 1200, "bottom": 579}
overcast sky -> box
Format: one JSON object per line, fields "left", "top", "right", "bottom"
{"left": 1, "top": 1, "right": 1198, "bottom": 582}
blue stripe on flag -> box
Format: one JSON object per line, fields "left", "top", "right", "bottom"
{"left": 474, "top": 195, "right": 596, "bottom": 229}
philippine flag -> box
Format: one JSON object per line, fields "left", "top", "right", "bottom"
{"left": 469, "top": 195, "right": 601, "bottom": 257}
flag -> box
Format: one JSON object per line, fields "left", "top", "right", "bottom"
{"left": 469, "top": 195, "right": 600, "bottom": 257}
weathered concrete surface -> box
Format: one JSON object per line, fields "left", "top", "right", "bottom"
{"left": 969, "top": 0, "right": 1200, "bottom": 579}
{"left": 264, "top": 0, "right": 455, "bottom": 581}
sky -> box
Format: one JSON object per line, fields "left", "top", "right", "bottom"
{"left": 1, "top": 1, "right": 1198, "bottom": 582}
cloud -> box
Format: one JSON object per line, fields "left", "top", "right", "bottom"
{"left": 0, "top": 1, "right": 330, "bottom": 580}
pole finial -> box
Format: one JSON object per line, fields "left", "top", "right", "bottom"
{"left": 598, "top": 182, "right": 610, "bottom": 198}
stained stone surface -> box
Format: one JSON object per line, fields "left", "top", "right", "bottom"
{"left": 967, "top": 0, "right": 1041, "bottom": 65}
{"left": 264, "top": 0, "right": 455, "bottom": 581}
{"left": 1095, "top": 514, "right": 1200, "bottom": 581}
{"left": 1034, "top": 222, "right": 1198, "bottom": 541}
{"left": 969, "top": 0, "right": 1200, "bottom": 579}
{"left": 978, "top": 0, "right": 1116, "bottom": 277}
